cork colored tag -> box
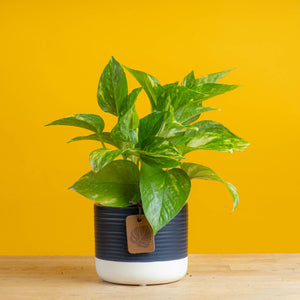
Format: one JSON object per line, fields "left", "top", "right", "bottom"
{"left": 126, "top": 214, "right": 155, "bottom": 254}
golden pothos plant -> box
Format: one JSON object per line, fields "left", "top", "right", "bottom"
{"left": 47, "top": 57, "right": 249, "bottom": 235}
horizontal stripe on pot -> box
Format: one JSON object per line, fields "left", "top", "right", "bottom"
{"left": 94, "top": 204, "right": 188, "bottom": 262}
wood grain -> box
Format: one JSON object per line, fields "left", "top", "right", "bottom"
{"left": 0, "top": 254, "right": 299, "bottom": 299}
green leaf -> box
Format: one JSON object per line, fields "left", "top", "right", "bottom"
{"left": 70, "top": 160, "right": 140, "bottom": 207}
{"left": 122, "top": 87, "right": 142, "bottom": 118}
{"left": 67, "top": 132, "right": 121, "bottom": 149}
{"left": 192, "top": 83, "right": 240, "bottom": 101}
{"left": 128, "top": 137, "right": 184, "bottom": 168}
{"left": 129, "top": 106, "right": 139, "bottom": 144}
{"left": 124, "top": 66, "right": 163, "bottom": 112}
{"left": 129, "top": 106, "right": 139, "bottom": 130}
{"left": 171, "top": 120, "right": 250, "bottom": 154}
{"left": 99, "top": 132, "right": 122, "bottom": 148}
{"left": 89, "top": 149, "right": 124, "bottom": 172}
{"left": 180, "top": 69, "right": 234, "bottom": 88}
{"left": 157, "top": 83, "right": 237, "bottom": 126}
{"left": 158, "top": 105, "right": 200, "bottom": 138}
{"left": 195, "top": 68, "right": 235, "bottom": 85}
{"left": 97, "top": 57, "right": 128, "bottom": 116}
{"left": 181, "top": 162, "right": 239, "bottom": 211}
{"left": 140, "top": 164, "right": 191, "bottom": 234}
{"left": 46, "top": 114, "right": 104, "bottom": 135}
{"left": 129, "top": 129, "right": 138, "bottom": 145}
{"left": 174, "top": 102, "right": 218, "bottom": 124}
{"left": 128, "top": 150, "right": 182, "bottom": 169}
{"left": 139, "top": 153, "right": 181, "bottom": 169}
{"left": 163, "top": 81, "right": 179, "bottom": 88}
{"left": 154, "top": 84, "right": 219, "bottom": 130}
{"left": 67, "top": 134, "right": 101, "bottom": 143}
{"left": 162, "top": 85, "right": 204, "bottom": 111}
{"left": 139, "top": 137, "right": 183, "bottom": 168}
{"left": 111, "top": 87, "right": 142, "bottom": 142}
{"left": 138, "top": 111, "right": 167, "bottom": 145}
{"left": 180, "top": 71, "right": 195, "bottom": 88}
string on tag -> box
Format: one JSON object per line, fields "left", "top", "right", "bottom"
{"left": 129, "top": 201, "right": 142, "bottom": 222}
{"left": 137, "top": 202, "right": 142, "bottom": 222}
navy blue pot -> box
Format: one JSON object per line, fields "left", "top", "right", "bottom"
{"left": 94, "top": 204, "right": 188, "bottom": 285}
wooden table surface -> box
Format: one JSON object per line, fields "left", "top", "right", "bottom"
{"left": 0, "top": 254, "right": 299, "bottom": 300}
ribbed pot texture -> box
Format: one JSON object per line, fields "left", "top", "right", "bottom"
{"left": 94, "top": 204, "right": 188, "bottom": 262}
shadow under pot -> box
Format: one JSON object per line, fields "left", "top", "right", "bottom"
{"left": 94, "top": 203, "right": 188, "bottom": 285}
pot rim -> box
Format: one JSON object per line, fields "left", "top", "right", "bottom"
{"left": 94, "top": 203, "right": 138, "bottom": 210}
{"left": 94, "top": 203, "right": 188, "bottom": 211}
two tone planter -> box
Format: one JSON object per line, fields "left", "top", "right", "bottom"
{"left": 94, "top": 204, "right": 188, "bottom": 285}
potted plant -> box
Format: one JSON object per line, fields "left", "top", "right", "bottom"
{"left": 47, "top": 57, "right": 249, "bottom": 285}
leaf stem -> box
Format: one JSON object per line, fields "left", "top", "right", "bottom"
{"left": 99, "top": 139, "right": 106, "bottom": 149}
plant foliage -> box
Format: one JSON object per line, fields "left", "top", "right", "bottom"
{"left": 47, "top": 57, "right": 249, "bottom": 235}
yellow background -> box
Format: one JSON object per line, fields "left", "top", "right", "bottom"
{"left": 1, "top": 0, "right": 299, "bottom": 255}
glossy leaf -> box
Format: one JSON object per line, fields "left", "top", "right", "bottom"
{"left": 156, "top": 84, "right": 221, "bottom": 126}
{"left": 67, "top": 132, "right": 121, "bottom": 148}
{"left": 158, "top": 105, "right": 200, "bottom": 138}
{"left": 129, "top": 106, "right": 139, "bottom": 130}
{"left": 129, "top": 106, "right": 139, "bottom": 144}
{"left": 89, "top": 149, "right": 124, "bottom": 172}
{"left": 128, "top": 135, "right": 184, "bottom": 169}
{"left": 122, "top": 87, "right": 142, "bottom": 118}
{"left": 140, "top": 163, "right": 191, "bottom": 234}
{"left": 70, "top": 160, "right": 140, "bottom": 207}
{"left": 192, "top": 83, "right": 239, "bottom": 101}
{"left": 97, "top": 57, "right": 128, "bottom": 116}
{"left": 138, "top": 111, "right": 167, "bottom": 145}
{"left": 167, "top": 105, "right": 198, "bottom": 130}
{"left": 180, "top": 71, "right": 195, "bottom": 88}
{"left": 67, "top": 134, "right": 101, "bottom": 143}
{"left": 139, "top": 154, "right": 181, "bottom": 168}
{"left": 174, "top": 102, "right": 218, "bottom": 124}
{"left": 163, "top": 81, "right": 179, "bottom": 88}
{"left": 162, "top": 85, "right": 204, "bottom": 111}
{"left": 46, "top": 114, "right": 104, "bottom": 135}
{"left": 123, "top": 88, "right": 141, "bottom": 140}
{"left": 139, "top": 137, "right": 184, "bottom": 168}
{"left": 181, "top": 162, "right": 239, "bottom": 210}
{"left": 124, "top": 66, "right": 163, "bottom": 112}
{"left": 160, "top": 83, "right": 237, "bottom": 125}
{"left": 100, "top": 132, "right": 122, "bottom": 148}
{"left": 195, "top": 68, "right": 235, "bottom": 85}
{"left": 111, "top": 87, "right": 142, "bottom": 142}
{"left": 171, "top": 120, "right": 249, "bottom": 154}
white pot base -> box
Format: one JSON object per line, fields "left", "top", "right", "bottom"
{"left": 95, "top": 257, "right": 188, "bottom": 285}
